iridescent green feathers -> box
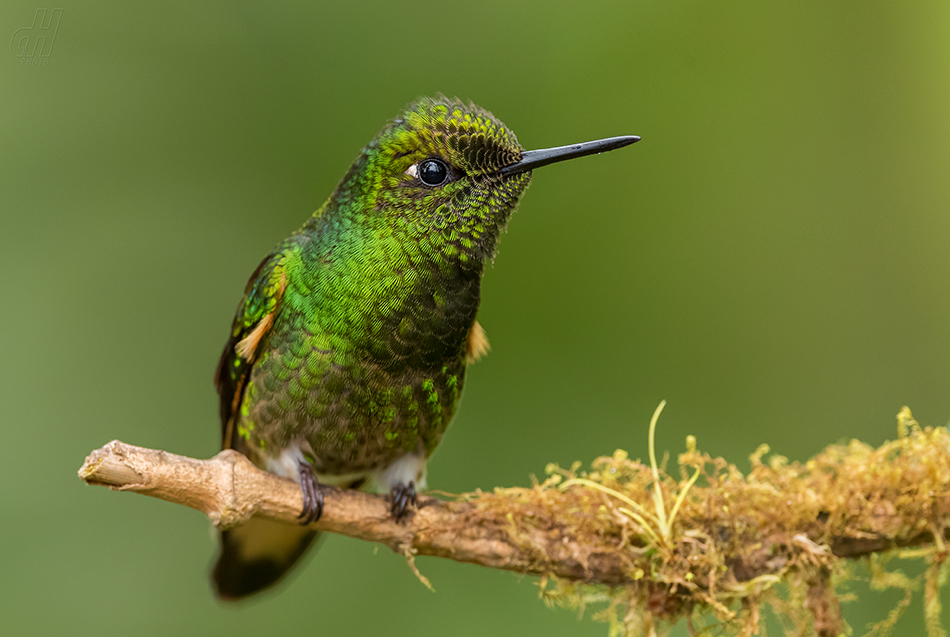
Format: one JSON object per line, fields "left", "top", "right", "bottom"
{"left": 214, "top": 97, "right": 532, "bottom": 459}
{"left": 311, "top": 96, "right": 531, "bottom": 264}
{"left": 389, "top": 96, "right": 523, "bottom": 174}
{"left": 215, "top": 250, "right": 288, "bottom": 449}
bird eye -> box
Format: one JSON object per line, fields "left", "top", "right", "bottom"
{"left": 417, "top": 158, "right": 449, "bottom": 187}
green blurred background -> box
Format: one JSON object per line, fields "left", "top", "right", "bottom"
{"left": 2, "top": 1, "right": 949, "bottom": 634}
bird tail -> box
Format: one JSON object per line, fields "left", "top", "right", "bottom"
{"left": 212, "top": 517, "right": 320, "bottom": 600}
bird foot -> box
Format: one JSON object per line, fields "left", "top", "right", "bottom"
{"left": 390, "top": 480, "right": 416, "bottom": 520}
{"left": 297, "top": 461, "right": 324, "bottom": 525}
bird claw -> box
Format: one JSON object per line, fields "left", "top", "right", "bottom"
{"left": 390, "top": 480, "right": 417, "bottom": 519}
{"left": 297, "top": 461, "right": 324, "bottom": 525}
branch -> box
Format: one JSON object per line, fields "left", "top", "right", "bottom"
{"left": 77, "top": 407, "right": 950, "bottom": 636}
{"left": 78, "top": 440, "right": 626, "bottom": 583}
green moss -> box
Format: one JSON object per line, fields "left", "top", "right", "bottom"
{"left": 457, "top": 406, "right": 949, "bottom": 636}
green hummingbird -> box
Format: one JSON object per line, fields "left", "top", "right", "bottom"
{"left": 211, "top": 96, "right": 638, "bottom": 599}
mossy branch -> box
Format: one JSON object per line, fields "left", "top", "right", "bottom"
{"left": 78, "top": 407, "right": 950, "bottom": 636}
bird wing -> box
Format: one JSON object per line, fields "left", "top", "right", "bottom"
{"left": 215, "top": 250, "right": 288, "bottom": 450}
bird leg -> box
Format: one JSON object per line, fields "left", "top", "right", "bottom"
{"left": 296, "top": 461, "right": 324, "bottom": 525}
{"left": 390, "top": 480, "right": 416, "bottom": 519}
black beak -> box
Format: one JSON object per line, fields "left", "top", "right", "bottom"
{"left": 496, "top": 135, "right": 640, "bottom": 176}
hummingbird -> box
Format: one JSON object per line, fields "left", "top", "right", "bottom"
{"left": 211, "top": 95, "right": 638, "bottom": 599}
